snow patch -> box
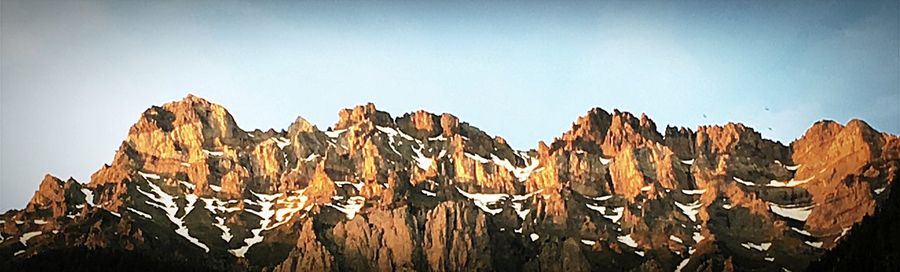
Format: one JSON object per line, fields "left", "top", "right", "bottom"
{"left": 231, "top": 190, "right": 307, "bottom": 257}
{"left": 669, "top": 235, "right": 683, "bottom": 244}
{"left": 335, "top": 181, "right": 365, "bottom": 191}
{"left": 775, "top": 160, "right": 801, "bottom": 171}
{"left": 464, "top": 152, "right": 490, "bottom": 163}
{"left": 692, "top": 232, "right": 705, "bottom": 243}
{"left": 599, "top": 157, "right": 612, "bottom": 165}
{"left": 201, "top": 197, "right": 241, "bottom": 214}
{"left": 510, "top": 202, "right": 531, "bottom": 220}
{"left": 833, "top": 227, "right": 851, "bottom": 243}
{"left": 375, "top": 126, "right": 417, "bottom": 142}
{"left": 81, "top": 189, "right": 96, "bottom": 207}
{"left": 214, "top": 217, "right": 233, "bottom": 242}
{"left": 304, "top": 153, "right": 321, "bottom": 162}
{"left": 209, "top": 185, "right": 222, "bottom": 192}
{"left": 456, "top": 187, "right": 507, "bottom": 215}
{"left": 274, "top": 190, "right": 309, "bottom": 223}
{"left": 581, "top": 239, "right": 596, "bottom": 246}
{"left": 421, "top": 189, "right": 437, "bottom": 197}
{"left": 791, "top": 227, "right": 812, "bottom": 236}
{"left": 138, "top": 171, "right": 161, "bottom": 180}
{"left": 136, "top": 181, "right": 209, "bottom": 252}
{"left": 733, "top": 177, "right": 756, "bottom": 186}
{"left": 805, "top": 241, "right": 824, "bottom": 248}
{"left": 324, "top": 129, "right": 346, "bottom": 138}
{"left": 768, "top": 203, "right": 813, "bottom": 221}
{"left": 127, "top": 207, "right": 153, "bottom": 219}
{"left": 681, "top": 159, "right": 694, "bottom": 165}
{"left": 741, "top": 242, "right": 772, "bottom": 251}
{"left": 273, "top": 137, "right": 291, "bottom": 149}
{"left": 411, "top": 146, "right": 433, "bottom": 170}
{"left": 326, "top": 196, "right": 366, "bottom": 220}
{"left": 491, "top": 154, "right": 540, "bottom": 182}
{"left": 674, "top": 201, "right": 702, "bottom": 222}
{"left": 676, "top": 258, "right": 691, "bottom": 272}
{"left": 682, "top": 189, "right": 706, "bottom": 195}
{"left": 203, "top": 150, "right": 224, "bottom": 157}
{"left": 617, "top": 234, "right": 638, "bottom": 248}
{"left": 594, "top": 195, "right": 614, "bottom": 201}
{"left": 530, "top": 233, "right": 540, "bottom": 241}
{"left": 766, "top": 176, "right": 814, "bottom": 187}
{"left": 586, "top": 203, "right": 624, "bottom": 223}
{"left": 20, "top": 231, "right": 41, "bottom": 246}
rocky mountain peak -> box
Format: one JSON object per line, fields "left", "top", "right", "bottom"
{"left": 26, "top": 175, "right": 65, "bottom": 209}
{"left": 553, "top": 107, "right": 667, "bottom": 156}
{"left": 601, "top": 110, "right": 664, "bottom": 155}
{"left": 395, "top": 110, "right": 444, "bottom": 139}
{"left": 2, "top": 95, "right": 897, "bottom": 272}
{"left": 334, "top": 103, "right": 393, "bottom": 130}
{"left": 288, "top": 116, "right": 318, "bottom": 135}
{"left": 553, "top": 107, "right": 612, "bottom": 153}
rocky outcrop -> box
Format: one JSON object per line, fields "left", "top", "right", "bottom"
{"left": 329, "top": 207, "right": 418, "bottom": 271}
{"left": 792, "top": 120, "right": 896, "bottom": 234}
{"left": 272, "top": 222, "right": 333, "bottom": 272}
{"left": 424, "top": 201, "right": 493, "bottom": 272}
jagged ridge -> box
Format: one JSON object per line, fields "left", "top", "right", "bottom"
{"left": 1, "top": 94, "right": 897, "bottom": 272}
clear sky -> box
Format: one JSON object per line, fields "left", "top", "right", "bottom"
{"left": 1, "top": 0, "right": 898, "bottom": 210}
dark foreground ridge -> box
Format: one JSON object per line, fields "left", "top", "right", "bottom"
{"left": 1, "top": 94, "right": 898, "bottom": 271}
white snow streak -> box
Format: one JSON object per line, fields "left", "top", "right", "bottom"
{"left": 682, "top": 189, "right": 706, "bottom": 195}
{"left": 456, "top": 187, "right": 506, "bottom": 215}
{"left": 674, "top": 201, "right": 702, "bottom": 222}
{"left": 136, "top": 180, "right": 209, "bottom": 252}
{"left": 766, "top": 176, "right": 814, "bottom": 187}
{"left": 19, "top": 231, "right": 41, "bottom": 246}
{"left": 326, "top": 196, "right": 365, "bottom": 220}
{"left": 805, "top": 241, "right": 824, "bottom": 248}
{"left": 741, "top": 242, "right": 772, "bottom": 251}
{"left": 127, "top": 207, "right": 153, "bottom": 219}
{"left": 586, "top": 203, "right": 624, "bottom": 223}
{"left": 617, "top": 234, "right": 638, "bottom": 248}
{"left": 324, "top": 129, "right": 346, "bottom": 138}
{"left": 464, "top": 152, "right": 491, "bottom": 163}
{"left": 733, "top": 177, "right": 756, "bottom": 186}
{"left": 768, "top": 203, "right": 814, "bottom": 221}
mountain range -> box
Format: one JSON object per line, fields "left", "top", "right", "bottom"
{"left": 1, "top": 94, "right": 897, "bottom": 271}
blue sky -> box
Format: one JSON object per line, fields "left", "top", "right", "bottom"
{"left": 1, "top": 0, "right": 898, "bottom": 210}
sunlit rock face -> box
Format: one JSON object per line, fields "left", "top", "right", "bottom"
{"left": 1, "top": 95, "right": 897, "bottom": 272}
